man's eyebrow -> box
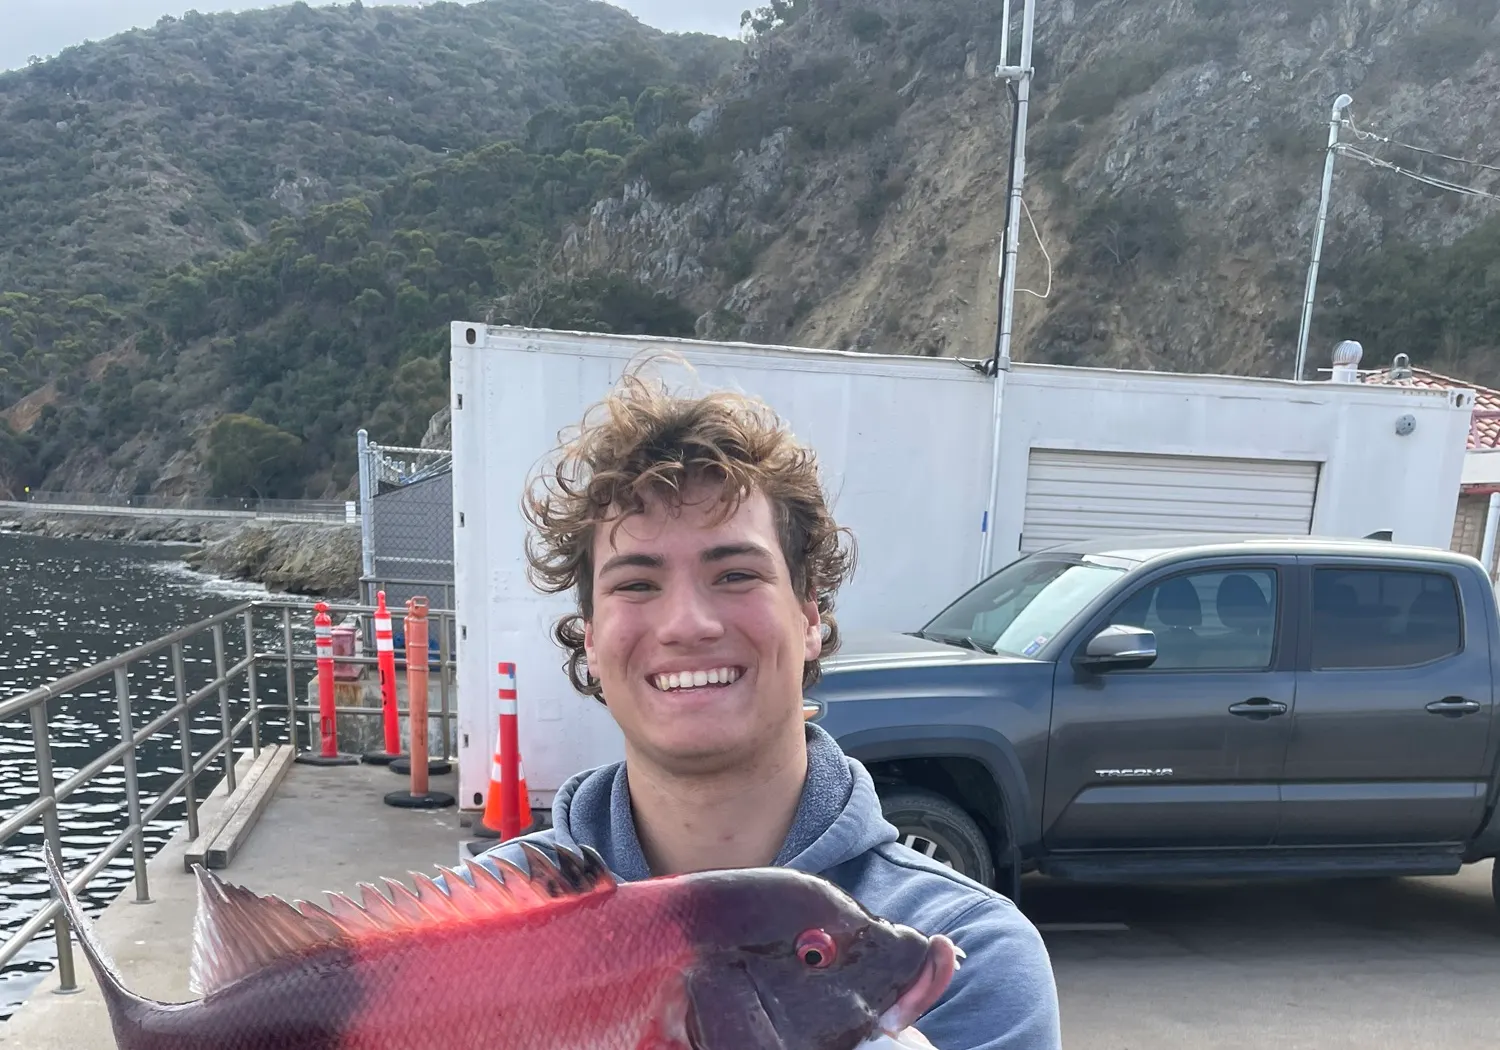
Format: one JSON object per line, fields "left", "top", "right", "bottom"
{"left": 597, "top": 552, "right": 663, "bottom": 576}
{"left": 702, "top": 543, "right": 775, "bottom": 563}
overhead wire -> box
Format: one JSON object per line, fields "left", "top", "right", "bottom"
{"left": 1336, "top": 143, "right": 1500, "bottom": 204}
{"left": 1344, "top": 112, "right": 1500, "bottom": 176}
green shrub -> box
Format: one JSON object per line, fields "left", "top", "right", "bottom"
{"left": 1073, "top": 189, "right": 1187, "bottom": 275}
{"left": 1053, "top": 48, "right": 1171, "bottom": 122}
{"left": 848, "top": 8, "right": 890, "bottom": 43}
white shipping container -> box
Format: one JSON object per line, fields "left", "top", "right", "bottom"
{"left": 448, "top": 324, "right": 1474, "bottom": 815}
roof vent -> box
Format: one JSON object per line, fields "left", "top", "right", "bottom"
{"left": 1389, "top": 352, "right": 1413, "bottom": 381}
{"left": 1330, "top": 339, "right": 1363, "bottom": 383}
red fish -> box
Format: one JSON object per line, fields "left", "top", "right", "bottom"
{"left": 43, "top": 841, "right": 960, "bottom": 1049}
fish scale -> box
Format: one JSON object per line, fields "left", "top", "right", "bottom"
{"left": 332, "top": 880, "right": 697, "bottom": 1049}
{"left": 42, "top": 841, "right": 958, "bottom": 1050}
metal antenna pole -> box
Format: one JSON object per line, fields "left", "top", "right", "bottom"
{"left": 1294, "top": 92, "right": 1352, "bottom": 382}
{"left": 991, "top": 0, "right": 1036, "bottom": 377}
{"left": 977, "top": 0, "right": 1036, "bottom": 581}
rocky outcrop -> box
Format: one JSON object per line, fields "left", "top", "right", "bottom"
{"left": 420, "top": 404, "right": 452, "bottom": 450}
{"left": 184, "top": 522, "right": 362, "bottom": 599}
{"left": 0, "top": 509, "right": 361, "bottom": 597}
{"left": 552, "top": 0, "right": 1500, "bottom": 377}
{"left": 0, "top": 509, "right": 239, "bottom": 544}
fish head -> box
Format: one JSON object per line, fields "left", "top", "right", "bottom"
{"left": 682, "top": 868, "right": 960, "bottom": 1050}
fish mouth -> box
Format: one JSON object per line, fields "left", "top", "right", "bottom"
{"left": 877, "top": 932, "right": 962, "bottom": 1036}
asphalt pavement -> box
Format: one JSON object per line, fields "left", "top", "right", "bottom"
{"left": 1025, "top": 860, "right": 1499, "bottom": 1050}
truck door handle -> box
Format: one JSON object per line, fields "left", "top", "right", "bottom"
{"left": 1425, "top": 697, "right": 1481, "bottom": 717}
{"left": 1228, "top": 698, "right": 1288, "bottom": 719}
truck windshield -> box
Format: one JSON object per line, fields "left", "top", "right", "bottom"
{"left": 918, "top": 556, "right": 1126, "bottom": 657}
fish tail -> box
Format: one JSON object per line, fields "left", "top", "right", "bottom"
{"left": 41, "top": 843, "right": 156, "bottom": 1047}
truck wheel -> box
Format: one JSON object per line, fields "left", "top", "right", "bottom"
{"left": 1492, "top": 859, "right": 1499, "bottom": 916}
{"left": 880, "top": 788, "right": 996, "bottom": 888}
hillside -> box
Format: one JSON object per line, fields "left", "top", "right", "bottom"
{"left": 3, "top": 0, "right": 1498, "bottom": 502}
{"left": 557, "top": 0, "right": 1500, "bottom": 380}
{"left": 0, "top": 0, "right": 737, "bottom": 414}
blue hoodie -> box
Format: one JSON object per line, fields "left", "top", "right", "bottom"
{"left": 468, "top": 723, "right": 1062, "bottom": 1050}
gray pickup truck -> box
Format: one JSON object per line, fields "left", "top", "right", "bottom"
{"left": 806, "top": 534, "right": 1500, "bottom": 912}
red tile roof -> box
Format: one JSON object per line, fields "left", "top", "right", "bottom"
{"left": 1361, "top": 365, "right": 1500, "bottom": 450}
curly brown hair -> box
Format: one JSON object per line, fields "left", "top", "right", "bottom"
{"left": 522, "top": 364, "right": 856, "bottom": 702}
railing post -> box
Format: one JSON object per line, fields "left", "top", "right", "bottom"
{"left": 212, "top": 623, "right": 235, "bottom": 793}
{"left": 281, "top": 606, "right": 298, "bottom": 747}
{"left": 115, "top": 667, "right": 151, "bottom": 904}
{"left": 243, "top": 609, "right": 262, "bottom": 755}
{"left": 31, "top": 702, "right": 77, "bottom": 994}
{"left": 172, "top": 643, "right": 199, "bottom": 843}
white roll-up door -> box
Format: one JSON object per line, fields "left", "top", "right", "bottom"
{"left": 1020, "top": 449, "right": 1321, "bottom": 553}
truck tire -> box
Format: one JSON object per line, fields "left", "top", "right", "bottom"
{"left": 880, "top": 787, "right": 996, "bottom": 889}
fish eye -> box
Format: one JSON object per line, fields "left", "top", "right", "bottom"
{"left": 796, "top": 929, "right": 837, "bottom": 968}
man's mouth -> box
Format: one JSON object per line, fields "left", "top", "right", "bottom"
{"left": 650, "top": 666, "right": 744, "bottom": 691}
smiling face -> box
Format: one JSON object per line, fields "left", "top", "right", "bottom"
{"left": 582, "top": 479, "right": 823, "bottom": 776}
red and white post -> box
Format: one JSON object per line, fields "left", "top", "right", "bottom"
{"left": 297, "top": 601, "right": 358, "bottom": 766}
{"left": 362, "top": 591, "right": 403, "bottom": 765}
{"left": 496, "top": 661, "right": 522, "bottom": 840}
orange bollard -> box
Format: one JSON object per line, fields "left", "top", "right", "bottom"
{"left": 486, "top": 663, "right": 534, "bottom": 838}
{"left": 297, "top": 601, "right": 358, "bottom": 767}
{"left": 361, "top": 591, "right": 403, "bottom": 765}
{"left": 384, "top": 597, "right": 453, "bottom": 809}
{"left": 407, "top": 599, "right": 430, "bottom": 796}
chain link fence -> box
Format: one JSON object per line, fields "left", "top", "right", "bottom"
{"left": 356, "top": 430, "right": 455, "bottom": 619}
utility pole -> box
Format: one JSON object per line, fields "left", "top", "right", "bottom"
{"left": 1294, "top": 92, "right": 1352, "bottom": 382}
{"left": 977, "top": 0, "right": 1037, "bottom": 581}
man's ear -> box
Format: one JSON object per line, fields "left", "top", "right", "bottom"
{"left": 584, "top": 617, "right": 596, "bottom": 667}
{"left": 801, "top": 596, "right": 823, "bottom": 662}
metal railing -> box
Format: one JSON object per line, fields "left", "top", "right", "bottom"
{"left": 0, "top": 596, "right": 457, "bottom": 1001}
{"left": 10, "top": 491, "right": 356, "bottom": 523}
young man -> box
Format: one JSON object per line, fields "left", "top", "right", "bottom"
{"left": 472, "top": 369, "right": 1062, "bottom": 1050}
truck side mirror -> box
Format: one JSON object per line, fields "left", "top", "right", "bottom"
{"left": 1078, "top": 624, "right": 1157, "bottom": 671}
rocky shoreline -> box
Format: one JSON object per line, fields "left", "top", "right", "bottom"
{"left": 0, "top": 510, "right": 361, "bottom": 598}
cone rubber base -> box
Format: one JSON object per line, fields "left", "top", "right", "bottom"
{"left": 384, "top": 790, "right": 455, "bottom": 809}
{"left": 361, "top": 750, "right": 404, "bottom": 766}
{"left": 296, "top": 752, "right": 361, "bottom": 766}
{"left": 391, "top": 757, "right": 452, "bottom": 776}
{"left": 463, "top": 839, "right": 498, "bottom": 860}
{"left": 469, "top": 822, "right": 501, "bottom": 840}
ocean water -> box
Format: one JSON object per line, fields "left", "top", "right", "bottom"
{"left": 0, "top": 531, "right": 307, "bottom": 1020}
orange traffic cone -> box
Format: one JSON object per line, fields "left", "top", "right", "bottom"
{"left": 481, "top": 723, "right": 533, "bottom": 837}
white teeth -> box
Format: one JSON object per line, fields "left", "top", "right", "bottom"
{"left": 653, "top": 668, "right": 740, "bottom": 691}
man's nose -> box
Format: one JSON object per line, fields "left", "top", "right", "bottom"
{"left": 655, "top": 580, "right": 725, "bottom": 644}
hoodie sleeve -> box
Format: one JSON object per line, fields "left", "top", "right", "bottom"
{"left": 916, "top": 896, "right": 1062, "bottom": 1050}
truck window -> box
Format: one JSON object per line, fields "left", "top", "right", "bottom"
{"left": 1310, "top": 567, "right": 1462, "bottom": 670}
{"left": 1106, "top": 569, "right": 1278, "bottom": 671}
{"left": 920, "top": 556, "right": 1126, "bottom": 657}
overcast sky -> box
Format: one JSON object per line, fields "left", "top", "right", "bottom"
{"left": 0, "top": 0, "right": 749, "bottom": 72}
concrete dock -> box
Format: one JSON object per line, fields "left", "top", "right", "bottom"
{"left": 0, "top": 759, "right": 468, "bottom": 1049}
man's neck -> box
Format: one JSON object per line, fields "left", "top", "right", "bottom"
{"left": 626, "top": 730, "right": 809, "bottom": 876}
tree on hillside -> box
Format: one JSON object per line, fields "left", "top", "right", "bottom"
{"left": 205, "top": 414, "right": 304, "bottom": 499}
{"left": 741, "top": 0, "right": 808, "bottom": 35}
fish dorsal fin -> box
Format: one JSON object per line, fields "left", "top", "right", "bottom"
{"left": 188, "top": 843, "right": 616, "bottom": 998}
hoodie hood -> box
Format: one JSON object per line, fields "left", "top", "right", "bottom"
{"left": 541, "top": 722, "right": 900, "bottom": 881}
